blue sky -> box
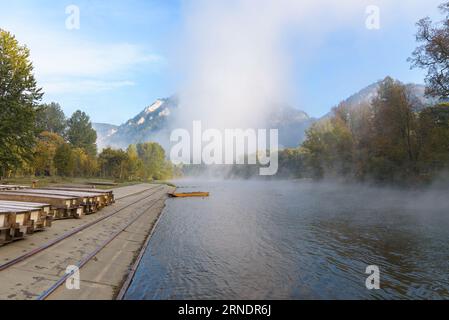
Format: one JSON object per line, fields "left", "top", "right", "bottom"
{"left": 0, "top": 0, "right": 444, "bottom": 124}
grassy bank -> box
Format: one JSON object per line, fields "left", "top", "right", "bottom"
{"left": 0, "top": 176, "right": 177, "bottom": 189}
{"left": 1, "top": 176, "right": 137, "bottom": 189}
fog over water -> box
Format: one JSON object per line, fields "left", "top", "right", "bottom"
{"left": 125, "top": 180, "right": 449, "bottom": 300}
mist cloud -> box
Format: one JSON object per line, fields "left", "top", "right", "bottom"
{"left": 172, "top": 0, "right": 443, "bottom": 132}
{"left": 173, "top": 0, "right": 366, "bottom": 131}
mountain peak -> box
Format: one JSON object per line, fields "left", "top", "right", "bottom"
{"left": 94, "top": 96, "right": 312, "bottom": 150}
{"left": 144, "top": 99, "right": 165, "bottom": 115}
{"left": 322, "top": 78, "right": 436, "bottom": 120}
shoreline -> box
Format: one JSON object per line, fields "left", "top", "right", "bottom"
{"left": 115, "top": 193, "right": 169, "bottom": 300}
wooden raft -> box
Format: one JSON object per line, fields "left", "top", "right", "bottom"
{"left": 169, "top": 192, "right": 210, "bottom": 198}
{"left": 0, "top": 187, "right": 116, "bottom": 247}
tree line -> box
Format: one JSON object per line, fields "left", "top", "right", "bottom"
{"left": 0, "top": 29, "right": 175, "bottom": 181}
{"left": 224, "top": 75, "right": 449, "bottom": 184}
{"left": 229, "top": 2, "right": 449, "bottom": 185}
{"left": 295, "top": 2, "right": 449, "bottom": 185}
{"left": 4, "top": 0, "right": 449, "bottom": 185}
{"left": 299, "top": 77, "right": 449, "bottom": 185}
{"left": 239, "top": 76, "right": 449, "bottom": 185}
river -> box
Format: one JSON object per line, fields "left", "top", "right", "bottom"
{"left": 124, "top": 180, "right": 449, "bottom": 300}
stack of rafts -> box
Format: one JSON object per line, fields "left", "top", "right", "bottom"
{"left": 0, "top": 185, "right": 28, "bottom": 191}
{"left": 0, "top": 185, "right": 115, "bottom": 246}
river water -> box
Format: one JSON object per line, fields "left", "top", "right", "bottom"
{"left": 124, "top": 180, "right": 449, "bottom": 300}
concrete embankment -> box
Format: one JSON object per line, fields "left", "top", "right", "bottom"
{"left": 0, "top": 183, "right": 174, "bottom": 300}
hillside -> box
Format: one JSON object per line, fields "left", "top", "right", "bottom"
{"left": 94, "top": 97, "right": 314, "bottom": 150}
{"left": 93, "top": 79, "right": 434, "bottom": 151}
{"left": 322, "top": 81, "right": 436, "bottom": 119}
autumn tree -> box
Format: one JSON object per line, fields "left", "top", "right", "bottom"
{"left": 125, "top": 144, "right": 143, "bottom": 180}
{"left": 416, "top": 103, "right": 449, "bottom": 177}
{"left": 54, "top": 143, "right": 75, "bottom": 177}
{"left": 369, "top": 77, "right": 419, "bottom": 182}
{"left": 409, "top": 2, "right": 449, "bottom": 98}
{"left": 98, "top": 148, "right": 128, "bottom": 179}
{"left": 300, "top": 77, "right": 449, "bottom": 185}
{"left": 33, "top": 131, "right": 65, "bottom": 176}
{"left": 72, "top": 148, "right": 98, "bottom": 177}
{"left": 302, "top": 106, "right": 354, "bottom": 180}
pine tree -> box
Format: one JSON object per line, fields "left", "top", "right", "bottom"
{"left": 36, "top": 102, "right": 67, "bottom": 135}
{"left": 66, "top": 110, "right": 98, "bottom": 156}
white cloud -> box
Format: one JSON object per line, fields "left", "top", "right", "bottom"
{"left": 42, "top": 80, "right": 135, "bottom": 94}
{"left": 1, "top": 17, "right": 163, "bottom": 94}
{"left": 32, "top": 41, "right": 162, "bottom": 78}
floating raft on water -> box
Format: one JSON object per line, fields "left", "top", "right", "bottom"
{"left": 169, "top": 192, "right": 210, "bottom": 198}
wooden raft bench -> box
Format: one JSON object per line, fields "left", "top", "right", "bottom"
{"left": 0, "top": 192, "right": 82, "bottom": 220}
{"left": 0, "top": 209, "right": 27, "bottom": 245}
{"left": 0, "top": 201, "right": 52, "bottom": 231}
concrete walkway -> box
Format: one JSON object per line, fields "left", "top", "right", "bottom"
{"left": 0, "top": 183, "right": 174, "bottom": 300}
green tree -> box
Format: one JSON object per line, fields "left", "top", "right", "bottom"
{"left": 302, "top": 116, "right": 353, "bottom": 179}
{"left": 0, "top": 29, "right": 43, "bottom": 176}
{"left": 136, "top": 142, "right": 168, "bottom": 180}
{"left": 126, "top": 144, "right": 143, "bottom": 180}
{"left": 98, "top": 148, "right": 128, "bottom": 179}
{"left": 36, "top": 102, "right": 66, "bottom": 135}
{"left": 33, "top": 131, "right": 65, "bottom": 176}
{"left": 54, "top": 143, "right": 75, "bottom": 177}
{"left": 66, "top": 110, "right": 97, "bottom": 156}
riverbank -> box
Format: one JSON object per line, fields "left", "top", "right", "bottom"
{"left": 0, "top": 183, "right": 175, "bottom": 300}
{"left": 0, "top": 177, "right": 176, "bottom": 190}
